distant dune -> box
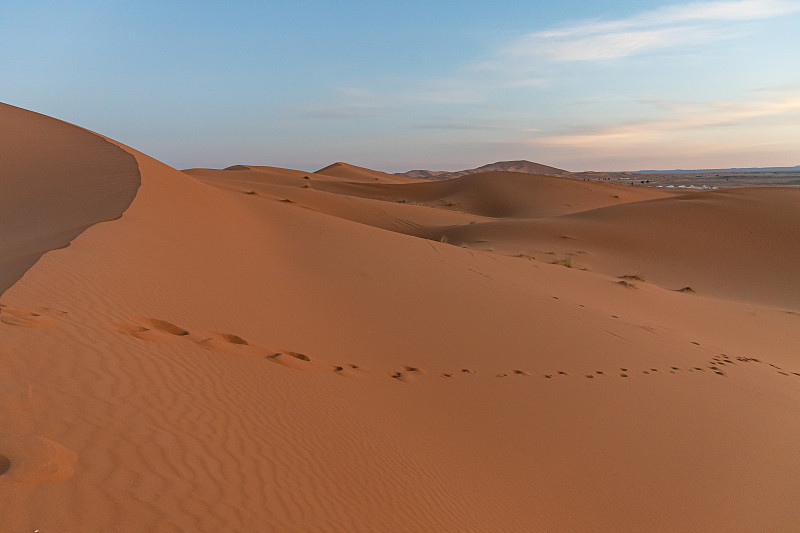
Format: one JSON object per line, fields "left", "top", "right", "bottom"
{"left": 317, "top": 161, "right": 424, "bottom": 184}
{"left": 395, "top": 159, "right": 570, "bottom": 180}
{"left": 2, "top": 103, "right": 800, "bottom": 532}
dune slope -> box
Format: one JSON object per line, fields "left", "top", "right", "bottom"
{"left": 0, "top": 103, "right": 140, "bottom": 295}
{"left": 444, "top": 187, "right": 800, "bottom": 308}
{"left": 1, "top": 106, "right": 799, "bottom": 532}
{"left": 312, "top": 170, "right": 669, "bottom": 218}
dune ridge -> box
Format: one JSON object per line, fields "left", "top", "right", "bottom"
{"left": 395, "top": 159, "right": 571, "bottom": 180}
{"left": 0, "top": 103, "right": 140, "bottom": 295}
{"left": 1, "top": 104, "right": 799, "bottom": 532}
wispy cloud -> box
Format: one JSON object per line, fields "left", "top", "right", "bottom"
{"left": 289, "top": 83, "right": 487, "bottom": 121}
{"left": 532, "top": 94, "right": 800, "bottom": 147}
{"left": 412, "top": 123, "right": 504, "bottom": 131}
{"left": 291, "top": 87, "right": 389, "bottom": 120}
{"left": 505, "top": 25, "right": 727, "bottom": 62}
{"left": 488, "top": 0, "right": 800, "bottom": 64}
{"left": 411, "top": 115, "right": 527, "bottom": 131}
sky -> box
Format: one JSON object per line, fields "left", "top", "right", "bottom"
{"left": 1, "top": 0, "right": 799, "bottom": 172}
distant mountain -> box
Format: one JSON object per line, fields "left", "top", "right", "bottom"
{"left": 633, "top": 165, "right": 800, "bottom": 174}
{"left": 395, "top": 160, "right": 570, "bottom": 180}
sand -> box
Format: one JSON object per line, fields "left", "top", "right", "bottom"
{"left": 1, "top": 102, "right": 799, "bottom": 532}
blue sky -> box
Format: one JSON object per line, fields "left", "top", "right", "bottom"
{"left": 2, "top": 0, "right": 799, "bottom": 171}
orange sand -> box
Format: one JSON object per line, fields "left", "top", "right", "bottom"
{"left": 1, "top": 102, "right": 799, "bottom": 532}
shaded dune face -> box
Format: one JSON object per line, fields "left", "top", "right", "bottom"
{"left": 0, "top": 103, "right": 140, "bottom": 295}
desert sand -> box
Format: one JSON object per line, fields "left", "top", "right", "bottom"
{"left": 1, "top": 102, "right": 799, "bottom": 532}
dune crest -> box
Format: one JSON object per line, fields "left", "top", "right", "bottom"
{"left": 0, "top": 103, "right": 140, "bottom": 296}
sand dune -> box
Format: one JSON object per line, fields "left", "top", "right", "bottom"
{"left": 0, "top": 103, "right": 140, "bottom": 295}
{"left": 313, "top": 170, "right": 669, "bottom": 218}
{"left": 1, "top": 104, "right": 799, "bottom": 532}
{"left": 443, "top": 186, "right": 800, "bottom": 308}
{"left": 315, "top": 161, "right": 424, "bottom": 184}
{"left": 395, "top": 159, "right": 571, "bottom": 180}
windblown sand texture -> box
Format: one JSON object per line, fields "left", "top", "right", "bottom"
{"left": 2, "top": 102, "right": 800, "bottom": 532}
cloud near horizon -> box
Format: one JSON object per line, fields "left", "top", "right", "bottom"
{"left": 521, "top": 94, "right": 800, "bottom": 169}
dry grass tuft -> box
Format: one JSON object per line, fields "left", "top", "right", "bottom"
{"left": 551, "top": 255, "right": 575, "bottom": 268}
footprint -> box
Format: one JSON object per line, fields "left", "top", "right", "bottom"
{"left": 0, "top": 307, "right": 58, "bottom": 328}
{"left": 195, "top": 331, "right": 258, "bottom": 354}
{"left": 114, "top": 317, "right": 190, "bottom": 343}
{"left": 392, "top": 366, "right": 424, "bottom": 382}
{"left": 265, "top": 351, "right": 316, "bottom": 371}
{"left": 141, "top": 318, "right": 189, "bottom": 336}
{"left": 0, "top": 435, "right": 77, "bottom": 484}
{"left": 331, "top": 364, "right": 362, "bottom": 377}
{"left": 0, "top": 454, "right": 9, "bottom": 476}
{"left": 219, "top": 333, "right": 248, "bottom": 345}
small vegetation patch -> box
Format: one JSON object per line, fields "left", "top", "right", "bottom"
{"left": 551, "top": 255, "right": 575, "bottom": 268}
{"left": 619, "top": 273, "right": 645, "bottom": 282}
{"left": 678, "top": 286, "right": 696, "bottom": 293}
